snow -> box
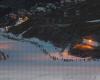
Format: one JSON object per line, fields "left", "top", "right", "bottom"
{"left": 0, "top": 31, "right": 100, "bottom": 80}
{"left": 14, "top": 17, "right": 29, "bottom": 26}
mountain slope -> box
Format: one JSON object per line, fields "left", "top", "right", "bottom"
{"left": 0, "top": 32, "right": 100, "bottom": 80}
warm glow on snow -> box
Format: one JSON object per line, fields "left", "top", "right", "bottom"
{"left": 62, "top": 50, "right": 69, "bottom": 58}
{"left": 0, "top": 44, "right": 9, "bottom": 49}
{"left": 74, "top": 44, "right": 94, "bottom": 50}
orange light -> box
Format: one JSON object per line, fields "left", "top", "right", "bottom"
{"left": 88, "top": 39, "right": 93, "bottom": 43}
{"left": 74, "top": 44, "right": 94, "bottom": 50}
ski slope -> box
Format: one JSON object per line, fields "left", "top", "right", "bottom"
{"left": 0, "top": 32, "right": 100, "bottom": 80}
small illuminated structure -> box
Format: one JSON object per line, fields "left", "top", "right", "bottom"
{"left": 74, "top": 37, "right": 99, "bottom": 50}
{"left": 83, "top": 38, "right": 99, "bottom": 47}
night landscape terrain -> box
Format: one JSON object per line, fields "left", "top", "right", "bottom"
{"left": 0, "top": 0, "right": 100, "bottom": 80}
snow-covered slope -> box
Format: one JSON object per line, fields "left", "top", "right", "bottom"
{"left": 0, "top": 31, "right": 100, "bottom": 80}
